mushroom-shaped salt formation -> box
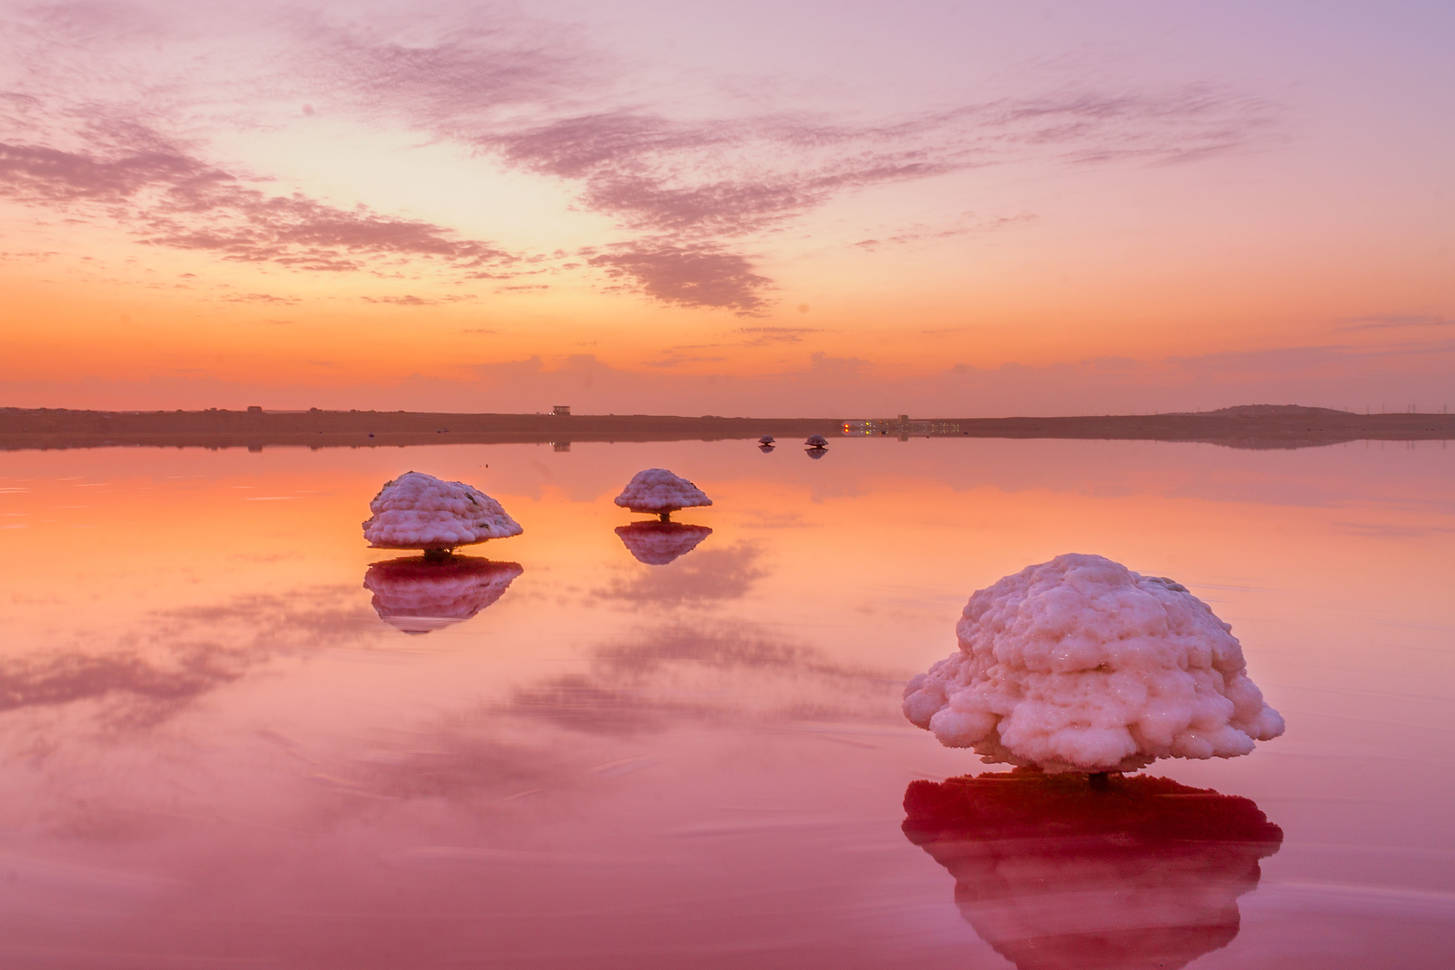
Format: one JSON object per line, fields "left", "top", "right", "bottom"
{"left": 613, "top": 468, "right": 712, "bottom": 522}
{"left": 363, "top": 556, "right": 523, "bottom": 634}
{"left": 903, "top": 771, "right": 1282, "bottom": 970}
{"left": 615, "top": 522, "right": 713, "bottom": 565}
{"left": 805, "top": 433, "right": 828, "bottom": 449}
{"left": 758, "top": 434, "right": 775, "bottom": 445}
{"left": 903, "top": 553, "right": 1283, "bottom": 774}
{"left": 363, "top": 471, "right": 522, "bottom": 559}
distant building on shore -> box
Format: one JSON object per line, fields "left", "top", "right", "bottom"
{"left": 552, "top": 405, "right": 571, "bottom": 416}
{"left": 841, "top": 414, "right": 962, "bottom": 437}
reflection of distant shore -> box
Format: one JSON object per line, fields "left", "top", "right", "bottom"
{"left": 5, "top": 405, "right": 1454, "bottom": 451}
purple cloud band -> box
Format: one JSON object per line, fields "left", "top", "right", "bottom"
{"left": 0, "top": 119, "right": 522, "bottom": 278}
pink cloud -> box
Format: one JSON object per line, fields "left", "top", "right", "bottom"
{"left": 736, "top": 326, "right": 823, "bottom": 345}
{"left": 361, "top": 294, "right": 476, "bottom": 306}
{"left": 587, "top": 242, "right": 771, "bottom": 313}
{"left": 0, "top": 117, "right": 525, "bottom": 278}
{"left": 2, "top": 7, "right": 1282, "bottom": 315}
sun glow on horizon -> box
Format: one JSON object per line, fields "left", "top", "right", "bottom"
{"left": 1, "top": 0, "right": 1451, "bottom": 414}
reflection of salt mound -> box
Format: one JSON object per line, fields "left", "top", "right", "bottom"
{"left": 903, "top": 771, "right": 1282, "bottom": 970}
{"left": 613, "top": 468, "right": 712, "bottom": 518}
{"left": 904, "top": 553, "right": 1283, "bottom": 772}
{"left": 363, "top": 471, "right": 522, "bottom": 554}
{"left": 614, "top": 522, "right": 713, "bottom": 565}
{"left": 363, "top": 556, "right": 524, "bottom": 634}
{"left": 805, "top": 447, "right": 827, "bottom": 460}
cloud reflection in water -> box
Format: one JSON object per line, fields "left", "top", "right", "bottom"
{"left": 597, "top": 541, "right": 769, "bottom": 608}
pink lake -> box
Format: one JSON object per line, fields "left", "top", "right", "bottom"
{"left": 1, "top": 437, "right": 1452, "bottom": 968}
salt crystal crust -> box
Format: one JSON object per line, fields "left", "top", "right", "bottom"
{"left": 362, "top": 471, "right": 522, "bottom": 550}
{"left": 903, "top": 553, "right": 1284, "bottom": 772}
{"left": 613, "top": 468, "right": 712, "bottom": 514}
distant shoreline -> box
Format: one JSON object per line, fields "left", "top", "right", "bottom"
{"left": 3, "top": 405, "right": 1453, "bottom": 451}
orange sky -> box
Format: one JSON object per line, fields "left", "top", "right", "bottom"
{"left": 1, "top": 0, "right": 1452, "bottom": 415}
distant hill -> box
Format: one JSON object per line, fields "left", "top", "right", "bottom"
{"left": 1194, "top": 404, "right": 1356, "bottom": 418}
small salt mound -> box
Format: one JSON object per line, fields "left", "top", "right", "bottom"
{"left": 362, "top": 471, "right": 522, "bottom": 551}
{"left": 613, "top": 468, "right": 712, "bottom": 515}
{"left": 903, "top": 553, "right": 1284, "bottom": 773}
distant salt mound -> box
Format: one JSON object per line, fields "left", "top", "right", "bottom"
{"left": 363, "top": 471, "right": 522, "bottom": 553}
{"left": 615, "top": 522, "right": 713, "bottom": 565}
{"left": 903, "top": 771, "right": 1283, "bottom": 970}
{"left": 903, "top": 553, "right": 1284, "bottom": 773}
{"left": 613, "top": 468, "right": 712, "bottom": 517}
{"left": 364, "top": 556, "right": 523, "bottom": 634}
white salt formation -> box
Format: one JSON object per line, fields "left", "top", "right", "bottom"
{"left": 362, "top": 471, "right": 522, "bottom": 554}
{"left": 805, "top": 434, "right": 828, "bottom": 448}
{"left": 364, "top": 556, "right": 523, "bottom": 634}
{"left": 614, "top": 468, "right": 712, "bottom": 519}
{"left": 903, "top": 553, "right": 1283, "bottom": 773}
{"left": 615, "top": 522, "right": 713, "bottom": 565}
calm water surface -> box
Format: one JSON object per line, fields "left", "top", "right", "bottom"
{"left": 1, "top": 438, "right": 1452, "bottom": 968}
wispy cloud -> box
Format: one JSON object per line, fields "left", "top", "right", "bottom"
{"left": 470, "top": 87, "right": 1272, "bottom": 308}
{"left": 736, "top": 326, "right": 823, "bottom": 345}
{"left": 0, "top": 118, "right": 526, "bottom": 278}
{"left": 586, "top": 241, "right": 771, "bottom": 314}
{"left": 362, "top": 293, "right": 476, "bottom": 306}
{"left": 1335, "top": 313, "right": 1455, "bottom": 332}
{"left": 853, "top": 211, "right": 1037, "bottom": 250}
{"left": 643, "top": 352, "right": 729, "bottom": 368}
{"left": 1, "top": 5, "right": 1283, "bottom": 315}
{"left": 222, "top": 292, "right": 300, "bottom": 305}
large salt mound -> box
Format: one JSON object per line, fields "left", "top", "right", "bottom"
{"left": 362, "top": 471, "right": 522, "bottom": 552}
{"left": 613, "top": 468, "right": 712, "bottom": 515}
{"left": 903, "top": 553, "right": 1284, "bottom": 773}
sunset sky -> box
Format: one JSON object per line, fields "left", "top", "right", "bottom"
{"left": 2, "top": 0, "right": 1452, "bottom": 416}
